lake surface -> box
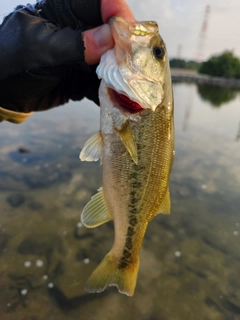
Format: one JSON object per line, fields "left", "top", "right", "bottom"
{"left": 0, "top": 82, "right": 240, "bottom": 320}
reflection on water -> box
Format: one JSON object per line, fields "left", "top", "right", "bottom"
{"left": 0, "top": 85, "right": 240, "bottom": 320}
{"left": 197, "top": 84, "right": 240, "bottom": 107}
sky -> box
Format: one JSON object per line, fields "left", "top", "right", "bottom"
{"left": 1, "top": 0, "right": 240, "bottom": 61}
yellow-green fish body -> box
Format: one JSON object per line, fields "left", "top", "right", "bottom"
{"left": 80, "top": 17, "right": 174, "bottom": 296}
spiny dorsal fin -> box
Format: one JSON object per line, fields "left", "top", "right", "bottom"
{"left": 79, "top": 132, "right": 103, "bottom": 162}
{"left": 81, "top": 187, "right": 112, "bottom": 228}
{"left": 116, "top": 124, "right": 138, "bottom": 164}
{"left": 158, "top": 187, "right": 171, "bottom": 214}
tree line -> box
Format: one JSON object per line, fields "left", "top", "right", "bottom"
{"left": 170, "top": 51, "right": 240, "bottom": 79}
{"left": 170, "top": 59, "right": 201, "bottom": 71}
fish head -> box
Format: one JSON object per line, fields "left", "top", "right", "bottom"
{"left": 110, "top": 17, "right": 166, "bottom": 82}
{"left": 97, "top": 17, "right": 171, "bottom": 113}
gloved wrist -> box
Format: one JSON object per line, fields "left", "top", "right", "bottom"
{"left": 35, "top": 0, "right": 102, "bottom": 30}
{"left": 0, "top": 0, "right": 104, "bottom": 119}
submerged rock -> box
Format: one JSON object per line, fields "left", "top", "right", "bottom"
{"left": 0, "top": 233, "right": 9, "bottom": 256}
{"left": 18, "top": 147, "right": 30, "bottom": 154}
{"left": 28, "top": 200, "right": 44, "bottom": 211}
{"left": 17, "top": 234, "right": 64, "bottom": 256}
{"left": 6, "top": 193, "right": 25, "bottom": 207}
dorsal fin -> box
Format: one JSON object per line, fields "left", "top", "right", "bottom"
{"left": 158, "top": 187, "right": 171, "bottom": 214}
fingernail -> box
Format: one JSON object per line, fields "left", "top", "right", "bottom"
{"left": 93, "top": 24, "right": 113, "bottom": 48}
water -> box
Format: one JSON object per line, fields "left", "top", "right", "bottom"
{"left": 0, "top": 83, "right": 240, "bottom": 320}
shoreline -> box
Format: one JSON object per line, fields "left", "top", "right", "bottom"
{"left": 171, "top": 68, "right": 240, "bottom": 89}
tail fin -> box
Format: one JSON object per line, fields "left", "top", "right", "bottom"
{"left": 85, "top": 252, "right": 139, "bottom": 296}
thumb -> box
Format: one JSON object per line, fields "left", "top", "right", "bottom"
{"left": 82, "top": 24, "right": 114, "bottom": 65}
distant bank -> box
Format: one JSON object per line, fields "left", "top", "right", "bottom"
{"left": 171, "top": 68, "right": 240, "bottom": 89}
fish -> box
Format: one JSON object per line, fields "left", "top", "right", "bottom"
{"left": 79, "top": 16, "right": 174, "bottom": 296}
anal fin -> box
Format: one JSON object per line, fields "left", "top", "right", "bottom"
{"left": 81, "top": 187, "right": 112, "bottom": 228}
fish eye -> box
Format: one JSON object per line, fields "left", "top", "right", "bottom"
{"left": 153, "top": 46, "right": 165, "bottom": 60}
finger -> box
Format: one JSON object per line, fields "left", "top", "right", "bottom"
{"left": 83, "top": 0, "right": 135, "bottom": 65}
{"left": 101, "top": 0, "right": 135, "bottom": 23}
{"left": 82, "top": 24, "right": 114, "bottom": 65}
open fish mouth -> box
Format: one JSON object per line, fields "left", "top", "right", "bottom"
{"left": 97, "top": 49, "right": 153, "bottom": 114}
{"left": 109, "top": 88, "right": 144, "bottom": 114}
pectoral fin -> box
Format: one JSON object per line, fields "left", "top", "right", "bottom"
{"left": 79, "top": 132, "right": 103, "bottom": 162}
{"left": 158, "top": 188, "right": 171, "bottom": 214}
{"left": 116, "top": 124, "right": 138, "bottom": 164}
{"left": 81, "top": 187, "right": 112, "bottom": 228}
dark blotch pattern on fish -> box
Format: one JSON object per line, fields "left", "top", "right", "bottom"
{"left": 125, "top": 237, "right": 133, "bottom": 250}
{"left": 119, "top": 225, "right": 136, "bottom": 268}
{"left": 119, "top": 141, "right": 148, "bottom": 269}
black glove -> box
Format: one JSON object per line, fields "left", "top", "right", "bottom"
{"left": 0, "top": 0, "right": 102, "bottom": 114}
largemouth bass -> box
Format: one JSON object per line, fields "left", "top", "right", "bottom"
{"left": 80, "top": 16, "right": 174, "bottom": 296}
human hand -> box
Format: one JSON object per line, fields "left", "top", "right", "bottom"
{"left": 82, "top": 0, "right": 134, "bottom": 65}
{"left": 0, "top": 0, "right": 134, "bottom": 120}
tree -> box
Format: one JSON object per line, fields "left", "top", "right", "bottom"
{"left": 170, "top": 58, "right": 200, "bottom": 71}
{"left": 170, "top": 58, "right": 186, "bottom": 69}
{"left": 199, "top": 51, "right": 240, "bottom": 78}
